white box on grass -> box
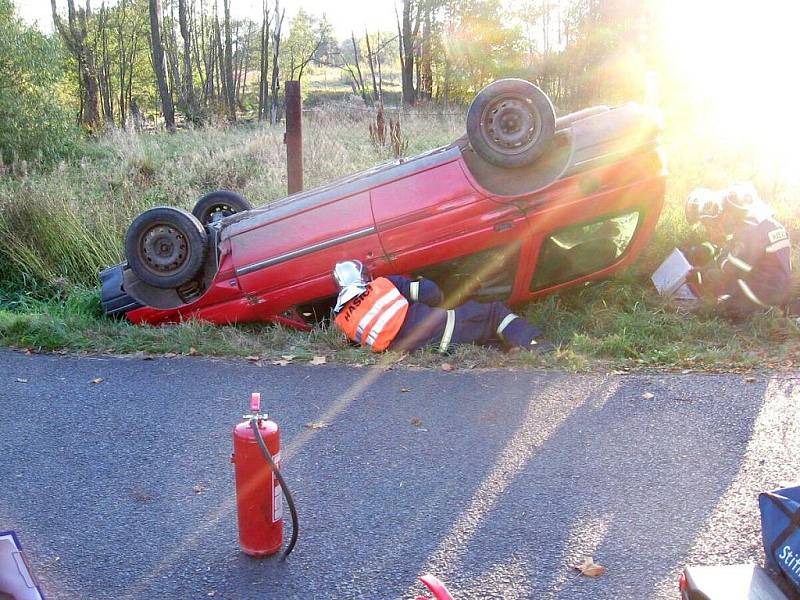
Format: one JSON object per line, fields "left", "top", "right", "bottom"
{"left": 652, "top": 248, "right": 698, "bottom": 299}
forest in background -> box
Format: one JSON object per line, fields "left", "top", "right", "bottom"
{"left": 1, "top": 0, "right": 660, "bottom": 164}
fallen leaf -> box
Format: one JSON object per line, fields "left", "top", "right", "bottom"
{"left": 163, "top": 352, "right": 178, "bottom": 358}
{"left": 192, "top": 484, "right": 208, "bottom": 494}
{"left": 91, "top": 377, "right": 104, "bottom": 384}
{"left": 410, "top": 416, "right": 422, "bottom": 427}
{"left": 441, "top": 363, "right": 454, "bottom": 372}
{"left": 575, "top": 557, "right": 605, "bottom": 577}
{"left": 272, "top": 359, "right": 291, "bottom": 367}
{"left": 188, "top": 347, "right": 199, "bottom": 356}
{"left": 245, "top": 355, "right": 260, "bottom": 362}
{"left": 309, "top": 356, "right": 327, "bottom": 365}
{"left": 132, "top": 489, "right": 154, "bottom": 502}
{"left": 304, "top": 421, "right": 329, "bottom": 430}
{"left": 400, "top": 387, "right": 411, "bottom": 393}
{"left": 641, "top": 391, "right": 654, "bottom": 399}
{"left": 280, "top": 354, "right": 296, "bottom": 361}
{"left": 15, "top": 378, "right": 28, "bottom": 384}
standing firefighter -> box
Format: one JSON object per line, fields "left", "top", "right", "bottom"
{"left": 684, "top": 182, "right": 792, "bottom": 318}
{"left": 331, "top": 260, "right": 554, "bottom": 353}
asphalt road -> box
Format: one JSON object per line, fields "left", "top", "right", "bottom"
{"left": 1, "top": 348, "right": 799, "bottom": 600}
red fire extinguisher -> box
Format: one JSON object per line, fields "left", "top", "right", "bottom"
{"left": 231, "top": 392, "right": 298, "bottom": 559}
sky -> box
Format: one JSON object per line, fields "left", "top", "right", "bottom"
{"left": 15, "top": 0, "right": 400, "bottom": 38}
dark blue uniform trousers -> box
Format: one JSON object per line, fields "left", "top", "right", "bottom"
{"left": 389, "top": 300, "right": 542, "bottom": 353}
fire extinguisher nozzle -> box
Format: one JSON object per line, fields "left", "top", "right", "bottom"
{"left": 250, "top": 392, "right": 261, "bottom": 413}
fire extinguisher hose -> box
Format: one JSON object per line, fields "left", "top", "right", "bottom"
{"left": 250, "top": 418, "right": 299, "bottom": 560}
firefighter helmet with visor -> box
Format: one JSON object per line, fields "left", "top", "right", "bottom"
{"left": 333, "top": 260, "right": 371, "bottom": 314}
{"left": 685, "top": 187, "right": 723, "bottom": 224}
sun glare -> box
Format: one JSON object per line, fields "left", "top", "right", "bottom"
{"left": 658, "top": 0, "right": 800, "bottom": 174}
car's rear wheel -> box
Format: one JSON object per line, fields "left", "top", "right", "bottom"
{"left": 466, "top": 79, "right": 556, "bottom": 168}
{"left": 125, "top": 206, "right": 208, "bottom": 289}
{"left": 191, "top": 189, "right": 252, "bottom": 226}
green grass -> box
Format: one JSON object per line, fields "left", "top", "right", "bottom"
{"left": 3, "top": 278, "right": 799, "bottom": 372}
{"left": 1, "top": 103, "right": 800, "bottom": 371}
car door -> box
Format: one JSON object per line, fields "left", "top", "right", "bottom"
{"left": 370, "top": 150, "right": 527, "bottom": 302}
{"left": 227, "top": 190, "right": 386, "bottom": 303}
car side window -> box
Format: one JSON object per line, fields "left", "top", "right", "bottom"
{"left": 530, "top": 212, "right": 640, "bottom": 291}
{"left": 414, "top": 243, "right": 521, "bottom": 304}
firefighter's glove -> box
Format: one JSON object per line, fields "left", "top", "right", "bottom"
{"left": 684, "top": 242, "right": 717, "bottom": 268}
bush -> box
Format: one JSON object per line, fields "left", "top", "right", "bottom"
{"left": 0, "top": 0, "right": 79, "bottom": 166}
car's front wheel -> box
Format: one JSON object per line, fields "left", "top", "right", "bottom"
{"left": 124, "top": 206, "right": 208, "bottom": 289}
{"left": 191, "top": 189, "right": 253, "bottom": 226}
{"left": 466, "top": 79, "right": 556, "bottom": 168}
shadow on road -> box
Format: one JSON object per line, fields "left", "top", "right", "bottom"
{"left": 0, "top": 351, "right": 789, "bottom": 600}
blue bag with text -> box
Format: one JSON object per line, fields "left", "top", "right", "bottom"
{"left": 760, "top": 485, "right": 800, "bottom": 593}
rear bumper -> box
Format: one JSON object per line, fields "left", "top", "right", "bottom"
{"left": 99, "top": 264, "right": 142, "bottom": 318}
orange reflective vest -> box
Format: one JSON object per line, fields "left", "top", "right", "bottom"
{"left": 334, "top": 277, "right": 409, "bottom": 352}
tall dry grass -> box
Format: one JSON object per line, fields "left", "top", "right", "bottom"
{"left": 0, "top": 107, "right": 462, "bottom": 289}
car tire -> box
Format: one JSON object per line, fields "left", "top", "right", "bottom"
{"left": 466, "top": 79, "right": 556, "bottom": 168}
{"left": 125, "top": 206, "right": 208, "bottom": 289}
{"left": 191, "top": 189, "right": 253, "bottom": 225}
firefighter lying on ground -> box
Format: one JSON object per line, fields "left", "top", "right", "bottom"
{"left": 683, "top": 182, "right": 791, "bottom": 319}
{"left": 331, "top": 260, "right": 555, "bottom": 353}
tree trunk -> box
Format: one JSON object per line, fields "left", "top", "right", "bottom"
{"left": 178, "top": 0, "right": 199, "bottom": 122}
{"left": 50, "top": 0, "right": 101, "bottom": 130}
{"left": 257, "top": 0, "right": 271, "bottom": 121}
{"left": 350, "top": 32, "right": 368, "bottom": 104}
{"left": 400, "top": 0, "right": 417, "bottom": 106}
{"left": 116, "top": 0, "right": 128, "bottom": 128}
{"left": 214, "top": 12, "right": 227, "bottom": 108}
{"left": 236, "top": 21, "right": 253, "bottom": 108}
{"left": 270, "top": 2, "right": 285, "bottom": 125}
{"left": 190, "top": 0, "right": 206, "bottom": 102}
{"left": 222, "top": 0, "right": 236, "bottom": 121}
{"left": 165, "top": 4, "right": 182, "bottom": 114}
{"left": 420, "top": 2, "right": 432, "bottom": 101}
{"left": 364, "top": 29, "right": 379, "bottom": 104}
{"left": 149, "top": 0, "right": 176, "bottom": 131}
{"left": 98, "top": 4, "right": 114, "bottom": 124}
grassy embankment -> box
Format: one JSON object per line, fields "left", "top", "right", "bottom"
{"left": 1, "top": 100, "right": 799, "bottom": 371}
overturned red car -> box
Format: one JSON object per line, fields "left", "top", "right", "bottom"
{"left": 100, "top": 79, "right": 666, "bottom": 330}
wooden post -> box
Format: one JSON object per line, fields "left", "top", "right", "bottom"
{"left": 285, "top": 80, "right": 303, "bottom": 194}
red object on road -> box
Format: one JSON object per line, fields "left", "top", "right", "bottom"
{"left": 416, "top": 574, "right": 456, "bottom": 600}
{"left": 231, "top": 393, "right": 283, "bottom": 556}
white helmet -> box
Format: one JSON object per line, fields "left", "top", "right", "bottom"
{"left": 723, "top": 181, "right": 772, "bottom": 223}
{"left": 333, "top": 260, "right": 368, "bottom": 288}
{"left": 685, "top": 187, "right": 723, "bottom": 224}
{"left": 333, "top": 260, "right": 370, "bottom": 313}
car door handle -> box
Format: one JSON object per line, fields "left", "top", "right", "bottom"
{"left": 494, "top": 221, "right": 514, "bottom": 232}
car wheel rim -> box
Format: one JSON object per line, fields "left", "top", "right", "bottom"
{"left": 481, "top": 94, "right": 542, "bottom": 156}
{"left": 140, "top": 224, "right": 189, "bottom": 275}
{"left": 205, "top": 203, "right": 237, "bottom": 223}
